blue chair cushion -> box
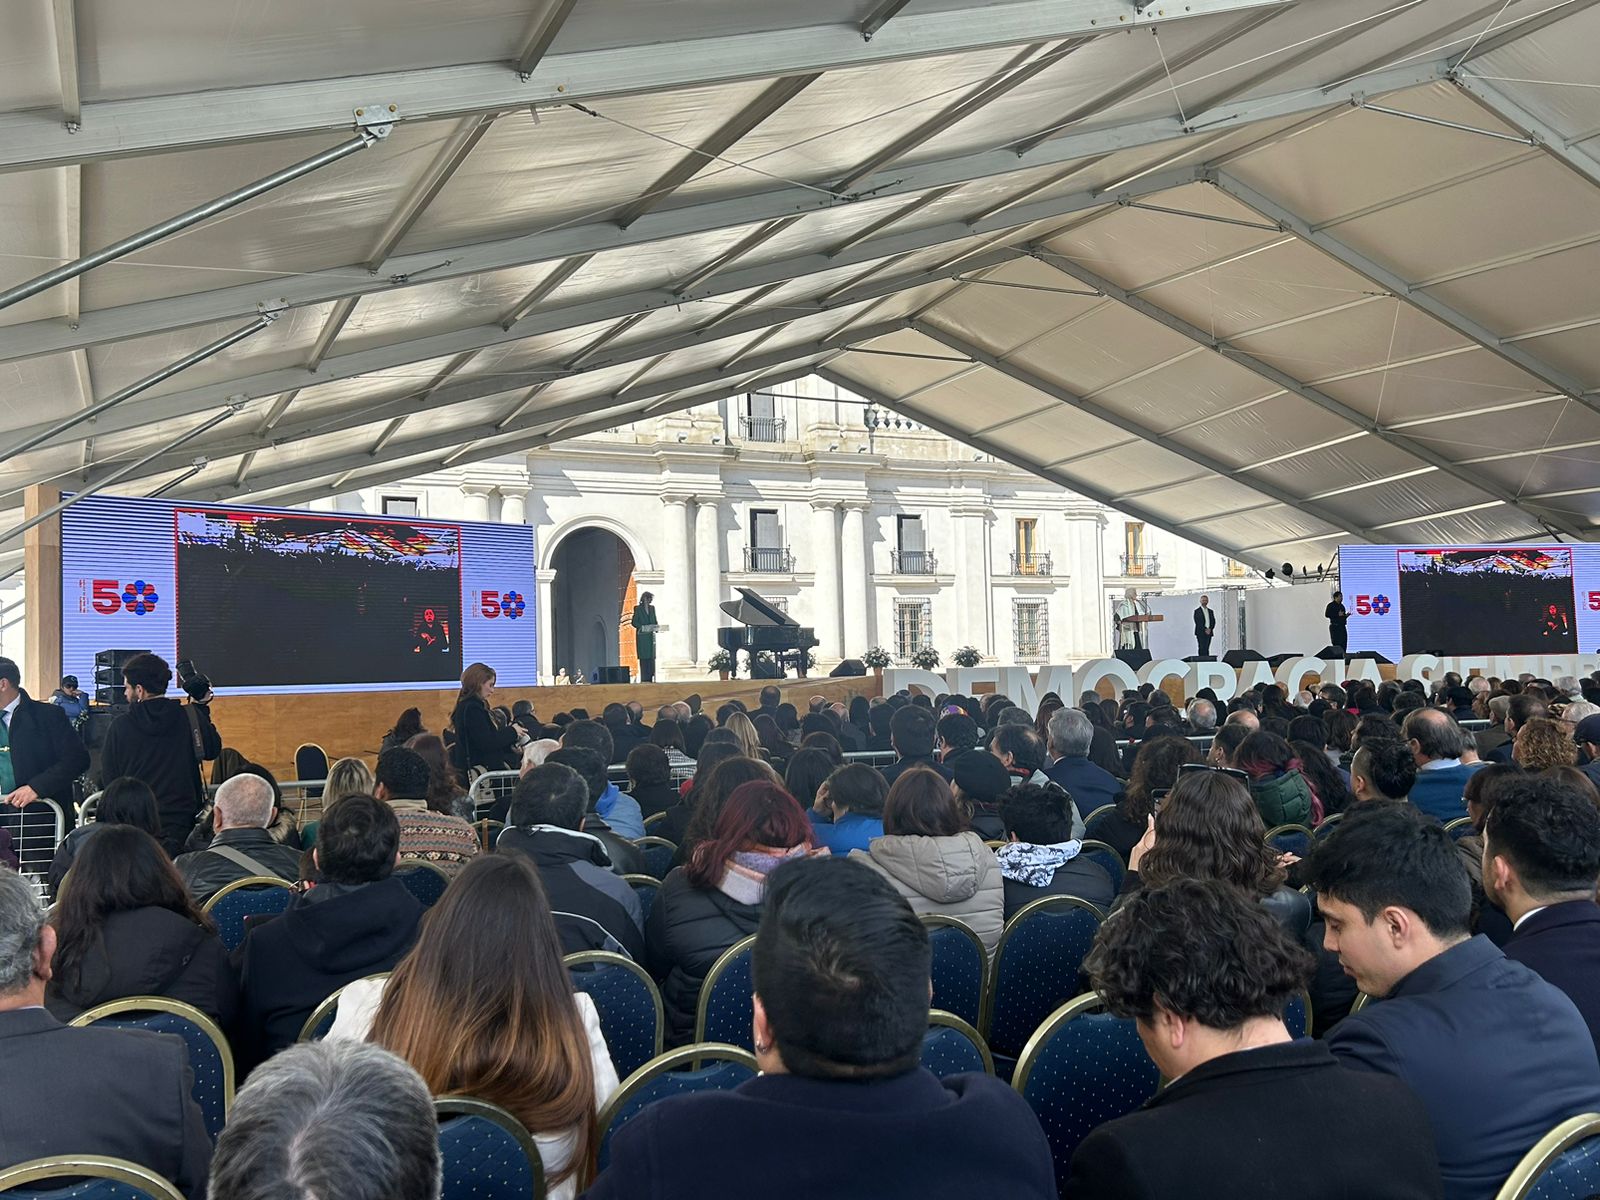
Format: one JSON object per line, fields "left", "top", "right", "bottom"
{"left": 599, "top": 1060, "right": 756, "bottom": 1169}
{"left": 438, "top": 1114, "right": 538, "bottom": 1200}
{"left": 396, "top": 867, "right": 449, "bottom": 908}
{"left": 1528, "top": 1135, "right": 1600, "bottom": 1200}
{"left": 639, "top": 844, "right": 675, "bottom": 880}
{"left": 569, "top": 963, "right": 659, "bottom": 1079}
{"left": 921, "top": 1025, "right": 986, "bottom": 1079}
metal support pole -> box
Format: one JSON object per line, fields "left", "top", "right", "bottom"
{"left": 0, "top": 315, "right": 273, "bottom": 467}
{"left": 145, "top": 459, "right": 207, "bottom": 498}
{"left": 1356, "top": 101, "right": 1536, "bottom": 146}
{"left": 1, "top": 405, "right": 241, "bottom": 548}
{"left": 0, "top": 121, "right": 392, "bottom": 314}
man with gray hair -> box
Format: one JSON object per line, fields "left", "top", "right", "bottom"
{"left": 1403, "top": 708, "right": 1483, "bottom": 824}
{"left": 1186, "top": 697, "right": 1218, "bottom": 734}
{"left": 210, "top": 1040, "right": 441, "bottom": 1200}
{"left": 175, "top": 772, "right": 302, "bottom": 904}
{"left": 0, "top": 868, "right": 211, "bottom": 1196}
{"left": 1043, "top": 707, "right": 1121, "bottom": 817}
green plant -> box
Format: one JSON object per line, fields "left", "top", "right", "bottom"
{"left": 862, "top": 646, "right": 893, "bottom": 669}
{"left": 909, "top": 645, "right": 942, "bottom": 670}
{"left": 951, "top": 646, "right": 982, "bottom": 667}
{"left": 707, "top": 649, "right": 734, "bottom": 673}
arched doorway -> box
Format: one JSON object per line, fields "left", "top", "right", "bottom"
{"left": 551, "top": 528, "right": 637, "bottom": 683}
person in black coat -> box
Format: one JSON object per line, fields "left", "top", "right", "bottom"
{"left": 590, "top": 855, "right": 1056, "bottom": 1200}
{"left": 624, "top": 743, "right": 679, "bottom": 821}
{"left": 1193, "top": 593, "right": 1216, "bottom": 657}
{"left": 98, "top": 653, "right": 221, "bottom": 855}
{"left": 996, "top": 783, "right": 1114, "bottom": 917}
{"left": 174, "top": 772, "right": 304, "bottom": 904}
{"left": 1068, "top": 878, "right": 1441, "bottom": 1200}
{"left": 0, "top": 868, "right": 212, "bottom": 1199}
{"left": 449, "top": 663, "right": 524, "bottom": 775}
{"left": 0, "top": 656, "right": 90, "bottom": 815}
{"left": 232, "top": 795, "right": 423, "bottom": 1073}
{"left": 47, "top": 776, "right": 165, "bottom": 900}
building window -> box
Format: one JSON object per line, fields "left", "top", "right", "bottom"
{"left": 893, "top": 515, "right": 935, "bottom": 573}
{"left": 382, "top": 495, "right": 420, "bottom": 517}
{"left": 1121, "top": 521, "right": 1158, "bottom": 576}
{"left": 1011, "top": 517, "right": 1049, "bottom": 575}
{"left": 895, "top": 599, "right": 932, "bottom": 661}
{"left": 1014, "top": 600, "right": 1049, "bottom": 663}
{"left": 740, "top": 392, "right": 785, "bottom": 442}
{"left": 744, "top": 509, "right": 793, "bottom": 572}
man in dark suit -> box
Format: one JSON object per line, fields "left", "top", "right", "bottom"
{"left": 0, "top": 657, "right": 90, "bottom": 816}
{"left": 0, "top": 868, "right": 211, "bottom": 1198}
{"left": 1310, "top": 803, "right": 1600, "bottom": 1200}
{"left": 1325, "top": 591, "right": 1349, "bottom": 656}
{"left": 1068, "top": 878, "right": 1441, "bottom": 1200}
{"left": 631, "top": 591, "right": 658, "bottom": 683}
{"left": 1483, "top": 774, "right": 1600, "bottom": 1057}
{"left": 1193, "top": 594, "right": 1216, "bottom": 658}
{"left": 1043, "top": 707, "right": 1121, "bottom": 816}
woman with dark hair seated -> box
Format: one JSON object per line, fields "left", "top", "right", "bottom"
{"left": 380, "top": 706, "right": 426, "bottom": 753}
{"left": 625, "top": 743, "right": 678, "bottom": 820}
{"left": 1291, "top": 739, "right": 1355, "bottom": 817}
{"left": 648, "top": 719, "right": 693, "bottom": 769}
{"left": 646, "top": 779, "right": 814, "bottom": 1045}
{"left": 48, "top": 777, "right": 162, "bottom": 899}
{"left": 46, "top": 824, "right": 236, "bottom": 1024}
{"left": 1235, "top": 731, "right": 1319, "bottom": 828}
{"left": 1124, "top": 767, "right": 1311, "bottom": 937}
{"left": 590, "top": 856, "right": 1056, "bottom": 1200}
{"left": 1095, "top": 735, "right": 1203, "bottom": 862}
{"left": 405, "top": 732, "right": 472, "bottom": 820}
{"left": 808, "top": 762, "right": 889, "bottom": 856}
{"left": 782, "top": 747, "right": 835, "bottom": 814}
{"left": 753, "top": 714, "right": 791, "bottom": 771}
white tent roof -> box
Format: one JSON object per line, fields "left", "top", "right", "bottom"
{"left": 3, "top": 0, "right": 1600, "bottom": 571}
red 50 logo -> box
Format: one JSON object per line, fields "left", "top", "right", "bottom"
{"left": 1353, "top": 594, "right": 1391, "bottom": 617}
{"left": 91, "top": 579, "right": 160, "bottom": 615}
{"left": 479, "top": 590, "right": 526, "bottom": 620}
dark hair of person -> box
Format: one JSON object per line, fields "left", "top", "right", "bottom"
{"left": 509, "top": 763, "right": 589, "bottom": 830}
{"left": 783, "top": 748, "right": 835, "bottom": 810}
{"left": 989, "top": 723, "right": 1045, "bottom": 773}
{"left": 799, "top": 731, "right": 843, "bottom": 764}
{"left": 1138, "top": 772, "right": 1284, "bottom": 898}
{"left": 753, "top": 855, "right": 930, "bottom": 1079}
{"left": 403, "top": 733, "right": 465, "bottom": 816}
{"left": 848, "top": 696, "right": 871, "bottom": 732}
{"left": 1352, "top": 712, "right": 1402, "bottom": 750}
{"left": 1000, "top": 783, "right": 1075, "bottom": 845}
{"left": 317, "top": 794, "right": 402, "bottom": 885}
{"left": 1323, "top": 709, "right": 1357, "bottom": 752}
{"left": 1086, "top": 878, "right": 1314, "bottom": 1028}
{"left": 935, "top": 712, "right": 980, "bottom": 756}
{"left": 1233, "top": 731, "right": 1299, "bottom": 779}
{"left": 824, "top": 763, "right": 888, "bottom": 819}
{"left": 1121, "top": 735, "right": 1203, "bottom": 824}
{"left": 544, "top": 746, "right": 606, "bottom": 805}
{"left": 1484, "top": 775, "right": 1600, "bottom": 897}
{"left": 889, "top": 705, "right": 936, "bottom": 758}
{"left": 374, "top": 746, "right": 431, "bottom": 802}
{"left": 1288, "top": 715, "right": 1325, "bottom": 746}
{"left": 1352, "top": 739, "right": 1418, "bottom": 802}
{"left": 753, "top": 713, "right": 789, "bottom": 759}
{"left": 626, "top": 743, "right": 671, "bottom": 790}
{"left": 775, "top": 703, "right": 800, "bottom": 734}
{"left": 1259, "top": 717, "right": 1291, "bottom": 741}
{"left": 685, "top": 781, "right": 811, "bottom": 889}
{"left": 882, "top": 768, "right": 963, "bottom": 837}
{"left": 560, "top": 719, "right": 614, "bottom": 766}
{"left": 685, "top": 740, "right": 741, "bottom": 796}
{"left": 51, "top": 825, "right": 215, "bottom": 996}
{"left": 1034, "top": 695, "right": 1065, "bottom": 742}
{"left": 93, "top": 777, "right": 162, "bottom": 836}
{"left": 716, "top": 701, "right": 743, "bottom": 727}
{"left": 1210, "top": 723, "right": 1251, "bottom": 766}
{"left": 1542, "top": 765, "right": 1600, "bottom": 807}
{"left": 1463, "top": 761, "right": 1525, "bottom": 829}
{"left": 389, "top": 707, "right": 425, "bottom": 744}
{"left": 1508, "top": 693, "right": 1547, "bottom": 728}
{"left": 868, "top": 706, "right": 894, "bottom": 739}
{"left": 1291, "top": 740, "right": 1355, "bottom": 816}
{"left": 1304, "top": 801, "right": 1471, "bottom": 936}
{"left": 680, "top": 757, "right": 783, "bottom": 868}
{"left": 684, "top": 714, "right": 714, "bottom": 758}
{"left": 121, "top": 652, "right": 171, "bottom": 695}
{"left": 649, "top": 720, "right": 685, "bottom": 753}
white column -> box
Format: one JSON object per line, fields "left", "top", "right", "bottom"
{"left": 460, "top": 482, "right": 492, "bottom": 521}
{"left": 810, "top": 500, "right": 842, "bottom": 660}
{"left": 1064, "top": 509, "right": 1109, "bottom": 658}
{"left": 535, "top": 567, "right": 557, "bottom": 684}
{"left": 661, "top": 497, "right": 694, "bottom": 670}
{"left": 694, "top": 499, "right": 723, "bottom": 667}
{"left": 953, "top": 503, "right": 992, "bottom": 657}
{"left": 500, "top": 488, "right": 526, "bottom": 525}
{"left": 841, "top": 501, "right": 870, "bottom": 657}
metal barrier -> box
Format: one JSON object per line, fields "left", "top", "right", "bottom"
{"left": 469, "top": 771, "right": 522, "bottom": 820}
{"left": 1, "top": 799, "right": 65, "bottom": 898}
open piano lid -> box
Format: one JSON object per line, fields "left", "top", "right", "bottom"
{"left": 719, "top": 587, "right": 797, "bottom": 627}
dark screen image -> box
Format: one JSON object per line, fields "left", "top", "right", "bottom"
{"left": 1398, "top": 547, "right": 1577, "bottom": 655}
{"left": 175, "top": 510, "right": 462, "bottom": 687}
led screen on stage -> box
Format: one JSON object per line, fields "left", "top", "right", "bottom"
{"left": 1338, "top": 544, "right": 1600, "bottom": 659}
{"left": 62, "top": 495, "right": 536, "bottom": 695}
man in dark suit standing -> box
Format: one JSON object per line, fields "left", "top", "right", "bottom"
{"left": 1193, "top": 594, "right": 1216, "bottom": 658}
{"left": 1326, "top": 590, "right": 1349, "bottom": 656}
{"left": 1310, "top": 803, "right": 1600, "bottom": 1200}
{"left": 0, "top": 657, "right": 90, "bottom": 817}
{"left": 1068, "top": 878, "right": 1441, "bottom": 1200}
{"left": 1484, "top": 774, "right": 1600, "bottom": 1058}
{"left": 631, "top": 591, "right": 658, "bottom": 683}
{"left": 0, "top": 868, "right": 211, "bottom": 1198}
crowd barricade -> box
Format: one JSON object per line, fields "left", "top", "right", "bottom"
{"left": 467, "top": 771, "right": 521, "bottom": 820}
{"left": 1, "top": 799, "right": 65, "bottom": 899}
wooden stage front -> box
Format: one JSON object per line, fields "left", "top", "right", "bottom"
{"left": 211, "top": 674, "right": 883, "bottom": 780}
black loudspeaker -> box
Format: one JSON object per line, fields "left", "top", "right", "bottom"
{"left": 1182, "top": 655, "right": 1217, "bottom": 663}
{"left": 93, "top": 648, "right": 149, "bottom": 708}
{"left": 1115, "top": 649, "right": 1152, "bottom": 669}
{"left": 1268, "top": 653, "right": 1299, "bottom": 668}
{"left": 602, "top": 666, "right": 631, "bottom": 685}
{"left": 1222, "top": 650, "right": 1267, "bottom": 667}
{"left": 1345, "top": 650, "right": 1394, "bottom": 665}
{"left": 830, "top": 658, "right": 867, "bottom": 677}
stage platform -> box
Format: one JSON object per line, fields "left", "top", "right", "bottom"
{"left": 212, "top": 674, "right": 882, "bottom": 780}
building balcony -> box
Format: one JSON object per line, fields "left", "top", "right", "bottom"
{"left": 1010, "top": 552, "right": 1052, "bottom": 577}
{"left": 891, "top": 549, "right": 938, "bottom": 575}
{"left": 1121, "top": 553, "right": 1162, "bottom": 576}
{"left": 739, "top": 414, "right": 786, "bottom": 443}
{"left": 744, "top": 546, "right": 795, "bottom": 573}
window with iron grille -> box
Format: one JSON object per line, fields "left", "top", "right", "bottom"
{"left": 895, "top": 599, "right": 932, "bottom": 661}
{"left": 1014, "top": 599, "right": 1049, "bottom": 663}
{"left": 741, "top": 392, "right": 785, "bottom": 442}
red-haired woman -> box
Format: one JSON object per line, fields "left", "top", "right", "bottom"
{"left": 1234, "top": 730, "right": 1320, "bottom": 828}
{"left": 646, "top": 780, "right": 818, "bottom": 1045}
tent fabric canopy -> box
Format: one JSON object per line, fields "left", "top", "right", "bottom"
{"left": 3, "top": 0, "right": 1599, "bottom": 572}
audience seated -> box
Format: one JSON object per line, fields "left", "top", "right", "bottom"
{"left": 1575, "top": 714, "right": 1600, "bottom": 791}
{"left": 1207, "top": 722, "right": 1251, "bottom": 767}
{"left": 1098, "top": 736, "right": 1202, "bottom": 861}
{"left": 1483, "top": 773, "right": 1600, "bottom": 1058}
{"left": 404, "top": 732, "right": 472, "bottom": 821}
{"left": 782, "top": 746, "right": 835, "bottom": 813}
{"left": 1511, "top": 716, "right": 1577, "bottom": 772}
{"left": 209, "top": 1040, "right": 440, "bottom": 1200}
{"left": 603, "top": 702, "right": 646, "bottom": 764}
{"left": 934, "top": 711, "right": 981, "bottom": 760}
{"left": 1485, "top": 694, "right": 1546, "bottom": 765}
{"left": 807, "top": 762, "right": 888, "bottom": 856}
{"left": 537, "top": 748, "right": 644, "bottom": 875}
{"left": 1351, "top": 740, "right": 1418, "bottom": 805}
{"left": 623, "top": 743, "right": 677, "bottom": 820}
{"left": 588, "top": 855, "right": 1056, "bottom": 1200}
{"left": 232, "top": 794, "right": 424, "bottom": 1072}
{"left": 48, "top": 775, "right": 162, "bottom": 899}
{"left": 1235, "top": 731, "right": 1318, "bottom": 827}
{"left": 176, "top": 773, "right": 303, "bottom": 903}
{"left": 380, "top": 706, "right": 426, "bottom": 754}
{"left": 0, "top": 867, "right": 211, "bottom": 1199}
{"left": 647, "top": 780, "right": 814, "bottom": 1046}
{"left": 299, "top": 755, "right": 374, "bottom": 851}
{"left": 332, "top": 854, "right": 618, "bottom": 1198}
{"left": 1311, "top": 802, "right": 1600, "bottom": 1200}
{"left": 1403, "top": 710, "right": 1484, "bottom": 823}
{"left": 373, "top": 747, "right": 479, "bottom": 876}
{"left": 948, "top": 746, "right": 1012, "bottom": 839}
{"left": 673, "top": 755, "right": 783, "bottom": 870}
{"left": 46, "top": 824, "right": 237, "bottom": 1024}
{"left": 997, "top": 783, "right": 1114, "bottom": 916}
{"left": 1070, "top": 878, "right": 1442, "bottom": 1200}
{"left": 1043, "top": 708, "right": 1121, "bottom": 816}
{"left": 498, "top": 763, "right": 645, "bottom": 959}
{"left": 881, "top": 706, "right": 951, "bottom": 785}
{"left": 558, "top": 721, "right": 645, "bottom": 838}
{"left": 852, "top": 768, "right": 1004, "bottom": 952}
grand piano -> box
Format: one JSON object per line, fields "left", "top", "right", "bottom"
{"left": 717, "top": 587, "right": 819, "bottom": 678}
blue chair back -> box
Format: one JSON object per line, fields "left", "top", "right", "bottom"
{"left": 624, "top": 874, "right": 661, "bottom": 923}
{"left": 1312, "top": 812, "right": 1344, "bottom": 839}
{"left": 1285, "top": 990, "right": 1311, "bottom": 1040}
{"left": 695, "top": 936, "right": 755, "bottom": 1050}
{"left": 597, "top": 1046, "right": 758, "bottom": 1170}
{"left": 71, "top": 1000, "right": 232, "bottom": 1141}
{"left": 203, "top": 879, "right": 295, "bottom": 952}
{"left": 0, "top": 1157, "right": 185, "bottom": 1200}
{"left": 922, "top": 1012, "right": 994, "bottom": 1079}
{"left": 922, "top": 916, "right": 986, "bottom": 1028}
{"left": 294, "top": 743, "right": 328, "bottom": 801}
{"left": 1497, "top": 1113, "right": 1600, "bottom": 1200}
{"left": 1082, "top": 806, "right": 1118, "bottom": 843}
{"left": 1076, "top": 840, "right": 1124, "bottom": 893}
{"left": 635, "top": 839, "right": 676, "bottom": 880}
{"left": 1264, "top": 824, "right": 1312, "bottom": 858}
{"left": 396, "top": 863, "right": 451, "bottom": 908}
{"left": 566, "top": 952, "right": 663, "bottom": 1079}
{"left": 1014, "top": 995, "right": 1162, "bottom": 1195}
{"left": 1443, "top": 817, "right": 1477, "bottom": 841}
{"left": 436, "top": 1099, "right": 547, "bottom": 1200}
{"left": 987, "top": 896, "right": 1105, "bottom": 1058}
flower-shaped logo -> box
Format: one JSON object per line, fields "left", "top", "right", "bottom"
{"left": 1371, "top": 594, "right": 1392, "bottom": 616}
{"left": 501, "top": 590, "right": 526, "bottom": 620}
{"left": 122, "top": 580, "right": 159, "bottom": 615}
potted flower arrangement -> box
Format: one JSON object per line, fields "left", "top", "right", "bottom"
{"left": 909, "top": 645, "right": 942, "bottom": 671}
{"left": 708, "top": 649, "right": 734, "bottom": 680}
{"left": 951, "top": 646, "right": 982, "bottom": 667}
{"left": 862, "top": 646, "right": 893, "bottom": 678}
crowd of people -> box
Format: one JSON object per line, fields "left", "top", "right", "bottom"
{"left": 3, "top": 655, "right": 1600, "bottom": 1199}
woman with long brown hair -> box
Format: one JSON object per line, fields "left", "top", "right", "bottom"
{"left": 405, "top": 731, "right": 473, "bottom": 820}
{"left": 1095, "top": 735, "right": 1202, "bottom": 861}
{"left": 332, "top": 853, "right": 616, "bottom": 1198}
{"left": 450, "top": 662, "right": 525, "bottom": 775}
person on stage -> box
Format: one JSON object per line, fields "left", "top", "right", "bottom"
{"left": 1114, "top": 588, "right": 1146, "bottom": 652}
{"left": 631, "top": 591, "right": 659, "bottom": 684}
{"left": 1326, "top": 590, "right": 1349, "bottom": 657}
{"left": 1193, "top": 594, "right": 1217, "bottom": 658}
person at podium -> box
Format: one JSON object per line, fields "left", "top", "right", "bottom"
{"left": 1115, "top": 588, "right": 1148, "bottom": 652}
{"left": 632, "top": 591, "right": 659, "bottom": 683}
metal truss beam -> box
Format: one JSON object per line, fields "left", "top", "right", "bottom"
{"left": 0, "top": 0, "right": 1296, "bottom": 173}
{"left": 1027, "top": 248, "right": 1589, "bottom": 539}
{"left": 0, "top": 60, "right": 1446, "bottom": 366}
{"left": 908, "top": 319, "right": 1378, "bottom": 539}
{"left": 514, "top": 0, "right": 582, "bottom": 78}
{"left": 1453, "top": 0, "right": 1600, "bottom": 65}
{"left": 1452, "top": 70, "right": 1600, "bottom": 195}
{"left": 50, "top": 0, "right": 81, "bottom": 130}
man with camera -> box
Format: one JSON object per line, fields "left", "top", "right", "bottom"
{"left": 100, "top": 653, "right": 222, "bottom": 855}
